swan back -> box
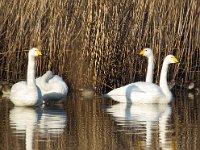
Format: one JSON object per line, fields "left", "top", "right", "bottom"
{"left": 36, "top": 72, "right": 68, "bottom": 102}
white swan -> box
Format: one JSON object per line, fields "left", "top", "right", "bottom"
{"left": 105, "top": 55, "right": 179, "bottom": 103}
{"left": 10, "top": 48, "right": 43, "bottom": 106}
{"left": 36, "top": 71, "right": 68, "bottom": 102}
{"left": 139, "top": 48, "right": 154, "bottom": 83}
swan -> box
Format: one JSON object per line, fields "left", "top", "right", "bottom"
{"left": 10, "top": 48, "right": 43, "bottom": 106}
{"left": 105, "top": 55, "right": 179, "bottom": 103}
{"left": 36, "top": 71, "right": 68, "bottom": 102}
{"left": 139, "top": 48, "right": 154, "bottom": 83}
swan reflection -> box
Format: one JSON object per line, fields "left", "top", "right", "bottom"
{"left": 106, "top": 103, "right": 172, "bottom": 149}
{"left": 38, "top": 106, "right": 67, "bottom": 138}
{"left": 9, "top": 106, "right": 67, "bottom": 150}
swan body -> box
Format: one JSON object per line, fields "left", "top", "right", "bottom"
{"left": 10, "top": 48, "right": 43, "bottom": 106}
{"left": 36, "top": 71, "right": 68, "bottom": 102}
{"left": 139, "top": 48, "right": 154, "bottom": 83}
{"left": 105, "top": 55, "right": 179, "bottom": 104}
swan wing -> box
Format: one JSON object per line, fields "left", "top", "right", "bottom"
{"left": 106, "top": 82, "right": 164, "bottom": 103}
{"left": 10, "top": 81, "right": 27, "bottom": 95}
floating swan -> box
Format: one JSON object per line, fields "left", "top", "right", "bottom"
{"left": 36, "top": 71, "right": 68, "bottom": 102}
{"left": 139, "top": 48, "right": 154, "bottom": 83}
{"left": 10, "top": 48, "right": 43, "bottom": 106}
{"left": 105, "top": 55, "right": 179, "bottom": 103}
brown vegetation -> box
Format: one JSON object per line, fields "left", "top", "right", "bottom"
{"left": 0, "top": 0, "right": 199, "bottom": 92}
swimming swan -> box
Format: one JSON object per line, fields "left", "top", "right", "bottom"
{"left": 105, "top": 55, "right": 179, "bottom": 104}
{"left": 10, "top": 48, "right": 43, "bottom": 106}
{"left": 139, "top": 48, "right": 154, "bottom": 83}
{"left": 36, "top": 71, "right": 68, "bottom": 102}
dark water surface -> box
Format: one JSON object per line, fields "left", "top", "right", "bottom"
{"left": 0, "top": 91, "right": 199, "bottom": 150}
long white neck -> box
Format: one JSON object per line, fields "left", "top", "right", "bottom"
{"left": 27, "top": 55, "right": 36, "bottom": 87}
{"left": 159, "top": 61, "right": 172, "bottom": 102}
{"left": 146, "top": 56, "right": 154, "bottom": 83}
{"left": 40, "top": 73, "right": 52, "bottom": 91}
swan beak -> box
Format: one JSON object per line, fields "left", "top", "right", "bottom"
{"left": 173, "top": 57, "right": 179, "bottom": 63}
{"left": 36, "top": 50, "right": 42, "bottom": 56}
{"left": 139, "top": 50, "right": 145, "bottom": 55}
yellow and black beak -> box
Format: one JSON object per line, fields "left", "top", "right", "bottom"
{"left": 173, "top": 57, "right": 179, "bottom": 63}
{"left": 36, "top": 50, "right": 42, "bottom": 56}
{"left": 139, "top": 50, "right": 145, "bottom": 55}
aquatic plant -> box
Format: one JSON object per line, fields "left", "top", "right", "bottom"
{"left": 0, "top": 0, "right": 199, "bottom": 92}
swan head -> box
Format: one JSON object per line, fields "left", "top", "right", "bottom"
{"left": 139, "top": 48, "right": 153, "bottom": 58}
{"left": 165, "top": 55, "right": 179, "bottom": 64}
{"left": 29, "top": 48, "right": 42, "bottom": 57}
{"left": 44, "top": 71, "right": 54, "bottom": 79}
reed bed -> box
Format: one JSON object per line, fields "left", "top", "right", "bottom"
{"left": 0, "top": 0, "right": 199, "bottom": 92}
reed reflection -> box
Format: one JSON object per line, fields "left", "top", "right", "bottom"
{"left": 106, "top": 103, "right": 172, "bottom": 149}
{"left": 9, "top": 106, "right": 67, "bottom": 150}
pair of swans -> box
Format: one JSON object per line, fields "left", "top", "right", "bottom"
{"left": 105, "top": 48, "right": 179, "bottom": 104}
{"left": 10, "top": 48, "right": 68, "bottom": 106}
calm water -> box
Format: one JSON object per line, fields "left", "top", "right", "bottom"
{"left": 0, "top": 91, "right": 199, "bottom": 150}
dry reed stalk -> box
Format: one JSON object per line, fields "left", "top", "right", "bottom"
{"left": 0, "top": 0, "right": 199, "bottom": 92}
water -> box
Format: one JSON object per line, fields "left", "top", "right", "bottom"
{"left": 0, "top": 91, "right": 199, "bottom": 150}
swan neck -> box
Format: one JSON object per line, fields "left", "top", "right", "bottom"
{"left": 146, "top": 56, "right": 154, "bottom": 83}
{"left": 40, "top": 73, "right": 53, "bottom": 91}
{"left": 27, "top": 55, "right": 36, "bottom": 87}
{"left": 159, "top": 61, "right": 172, "bottom": 101}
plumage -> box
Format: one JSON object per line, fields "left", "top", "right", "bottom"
{"left": 10, "top": 48, "right": 43, "bottom": 106}
{"left": 36, "top": 71, "right": 68, "bottom": 102}
{"left": 139, "top": 48, "right": 154, "bottom": 83}
{"left": 105, "top": 55, "right": 179, "bottom": 103}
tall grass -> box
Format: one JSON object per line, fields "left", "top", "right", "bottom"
{"left": 0, "top": 0, "right": 199, "bottom": 92}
